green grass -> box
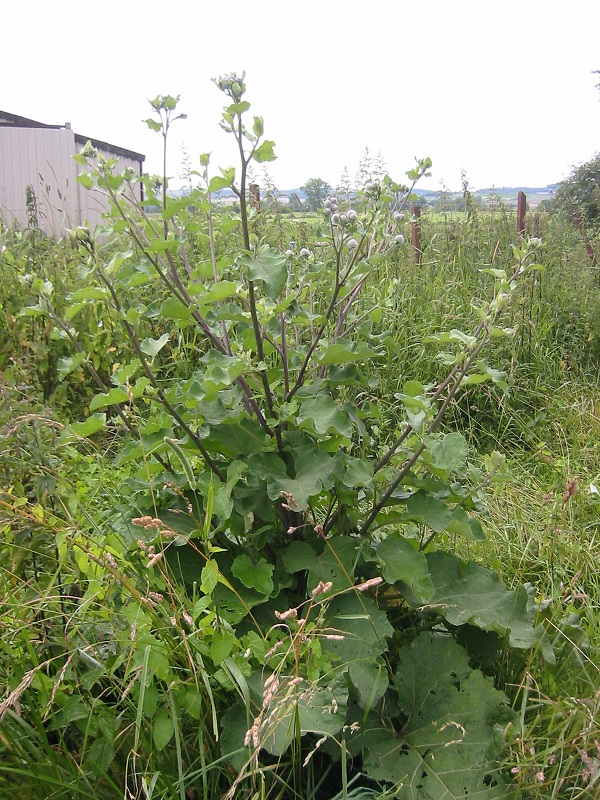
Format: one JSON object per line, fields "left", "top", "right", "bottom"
{"left": 1, "top": 206, "right": 600, "bottom": 798}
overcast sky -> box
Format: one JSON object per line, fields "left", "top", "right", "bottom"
{"left": 3, "top": 0, "right": 599, "bottom": 192}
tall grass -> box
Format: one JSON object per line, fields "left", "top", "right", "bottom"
{"left": 1, "top": 206, "right": 600, "bottom": 798}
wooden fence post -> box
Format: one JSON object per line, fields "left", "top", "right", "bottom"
{"left": 517, "top": 191, "right": 526, "bottom": 239}
{"left": 573, "top": 211, "right": 598, "bottom": 271}
{"left": 410, "top": 203, "right": 422, "bottom": 265}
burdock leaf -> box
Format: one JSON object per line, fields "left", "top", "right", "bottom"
{"left": 360, "top": 633, "right": 514, "bottom": 798}
{"left": 426, "top": 552, "right": 540, "bottom": 649}
{"left": 232, "top": 554, "right": 274, "bottom": 596}
{"left": 240, "top": 245, "right": 287, "bottom": 299}
{"left": 423, "top": 432, "right": 469, "bottom": 473}
{"left": 297, "top": 395, "right": 353, "bottom": 439}
{"left": 367, "top": 532, "right": 434, "bottom": 604}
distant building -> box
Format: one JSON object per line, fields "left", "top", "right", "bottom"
{"left": 0, "top": 110, "right": 144, "bottom": 237}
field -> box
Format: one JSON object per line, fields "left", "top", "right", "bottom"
{"left": 1, "top": 88, "right": 600, "bottom": 800}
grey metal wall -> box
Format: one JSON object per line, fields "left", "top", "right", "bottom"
{"left": 0, "top": 127, "right": 144, "bottom": 236}
{"left": 0, "top": 127, "right": 80, "bottom": 236}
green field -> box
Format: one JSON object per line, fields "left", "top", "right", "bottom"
{"left": 1, "top": 87, "right": 600, "bottom": 800}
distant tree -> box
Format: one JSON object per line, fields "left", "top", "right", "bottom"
{"left": 551, "top": 153, "right": 600, "bottom": 227}
{"left": 300, "top": 178, "right": 332, "bottom": 212}
{"left": 437, "top": 184, "right": 454, "bottom": 214}
{"left": 461, "top": 169, "right": 482, "bottom": 222}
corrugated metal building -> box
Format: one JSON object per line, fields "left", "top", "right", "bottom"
{"left": 0, "top": 111, "right": 145, "bottom": 237}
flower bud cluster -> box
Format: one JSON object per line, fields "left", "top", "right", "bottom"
{"left": 323, "top": 196, "right": 338, "bottom": 218}
{"left": 324, "top": 196, "right": 359, "bottom": 233}
{"left": 391, "top": 210, "right": 406, "bottom": 245}
{"left": 364, "top": 181, "right": 381, "bottom": 198}
{"left": 214, "top": 72, "right": 246, "bottom": 102}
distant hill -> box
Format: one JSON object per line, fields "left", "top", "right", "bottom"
{"left": 412, "top": 184, "right": 559, "bottom": 206}
{"left": 169, "top": 184, "right": 560, "bottom": 208}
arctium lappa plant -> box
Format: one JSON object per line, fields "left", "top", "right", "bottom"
{"left": 25, "top": 76, "right": 552, "bottom": 799}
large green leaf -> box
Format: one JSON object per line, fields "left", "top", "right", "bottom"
{"left": 206, "top": 418, "right": 265, "bottom": 458}
{"left": 404, "top": 491, "right": 453, "bottom": 532}
{"left": 317, "top": 339, "right": 380, "bottom": 365}
{"left": 70, "top": 286, "right": 110, "bottom": 301}
{"left": 341, "top": 457, "right": 374, "bottom": 488}
{"left": 252, "top": 139, "right": 277, "bottom": 163}
{"left": 426, "top": 552, "right": 540, "bottom": 649}
{"left": 297, "top": 395, "right": 352, "bottom": 439}
{"left": 63, "top": 413, "right": 105, "bottom": 440}
{"left": 446, "top": 506, "right": 486, "bottom": 541}
{"left": 56, "top": 352, "right": 87, "bottom": 380}
{"left": 360, "top": 633, "right": 513, "bottom": 799}
{"left": 160, "top": 297, "right": 193, "bottom": 321}
{"left": 239, "top": 246, "right": 287, "bottom": 299}
{"left": 282, "top": 537, "right": 357, "bottom": 595}
{"left": 88, "top": 386, "right": 129, "bottom": 411}
{"left": 196, "top": 280, "right": 239, "bottom": 306}
{"left": 423, "top": 432, "right": 469, "bottom": 473}
{"left": 220, "top": 704, "right": 252, "bottom": 770}
{"left": 232, "top": 554, "right": 274, "bottom": 596}
{"left": 267, "top": 444, "right": 341, "bottom": 509}
{"left": 366, "top": 532, "right": 434, "bottom": 604}
{"left": 153, "top": 710, "right": 175, "bottom": 751}
{"left": 319, "top": 593, "right": 393, "bottom": 708}
{"left": 321, "top": 593, "right": 393, "bottom": 664}
{"left": 346, "top": 660, "right": 389, "bottom": 711}
{"left": 140, "top": 333, "right": 170, "bottom": 360}
{"left": 221, "top": 678, "right": 346, "bottom": 764}
{"left": 197, "top": 352, "right": 251, "bottom": 400}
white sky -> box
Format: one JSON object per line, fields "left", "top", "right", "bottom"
{"left": 3, "top": 0, "right": 599, "bottom": 192}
